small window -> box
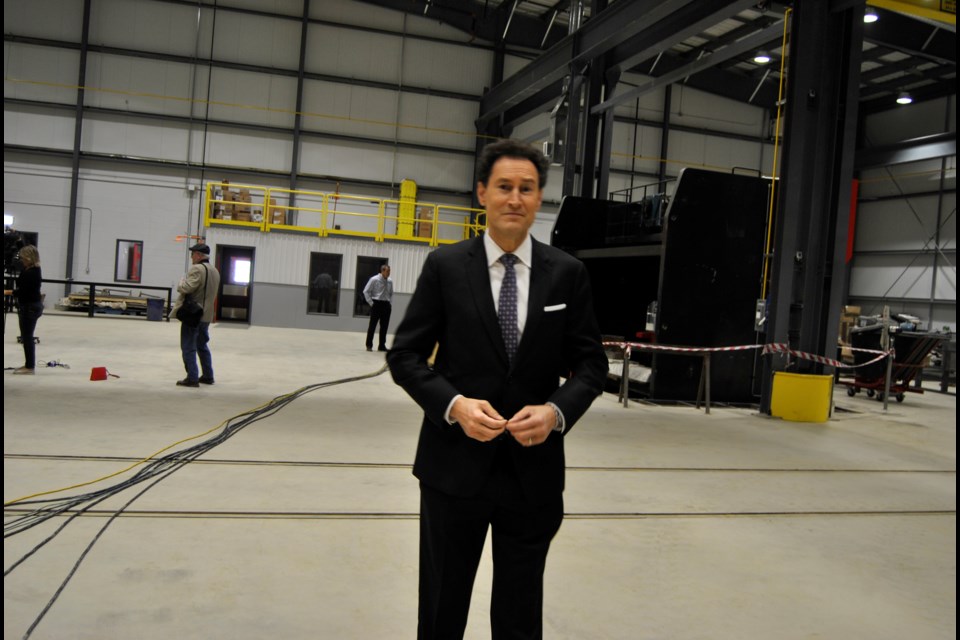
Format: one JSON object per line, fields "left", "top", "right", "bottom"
{"left": 231, "top": 257, "right": 252, "bottom": 285}
{"left": 115, "top": 239, "right": 143, "bottom": 283}
{"left": 354, "top": 256, "right": 388, "bottom": 317}
{"left": 308, "top": 253, "right": 342, "bottom": 315}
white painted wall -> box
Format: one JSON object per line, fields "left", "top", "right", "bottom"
{"left": 852, "top": 96, "right": 956, "bottom": 330}
{"left": 4, "top": 160, "right": 200, "bottom": 304}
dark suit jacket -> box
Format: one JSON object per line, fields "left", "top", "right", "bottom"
{"left": 387, "top": 235, "right": 608, "bottom": 505}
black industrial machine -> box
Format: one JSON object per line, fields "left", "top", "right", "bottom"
{"left": 553, "top": 168, "right": 772, "bottom": 403}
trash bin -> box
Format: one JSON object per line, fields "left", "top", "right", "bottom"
{"left": 146, "top": 298, "right": 164, "bottom": 322}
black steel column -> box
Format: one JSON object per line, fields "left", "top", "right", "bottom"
{"left": 824, "top": 4, "right": 865, "bottom": 384}
{"left": 577, "top": 61, "right": 603, "bottom": 198}
{"left": 473, "top": 45, "right": 508, "bottom": 213}
{"left": 658, "top": 85, "right": 672, "bottom": 185}
{"left": 576, "top": 0, "right": 610, "bottom": 199}
{"left": 594, "top": 68, "right": 620, "bottom": 200}
{"left": 288, "top": 0, "right": 310, "bottom": 209}
{"left": 760, "top": 1, "right": 864, "bottom": 412}
{"left": 65, "top": 0, "right": 92, "bottom": 292}
{"left": 561, "top": 74, "right": 583, "bottom": 196}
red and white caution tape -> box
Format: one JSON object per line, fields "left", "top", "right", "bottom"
{"left": 763, "top": 343, "right": 892, "bottom": 369}
{"left": 603, "top": 341, "right": 763, "bottom": 354}
{"left": 603, "top": 340, "right": 893, "bottom": 370}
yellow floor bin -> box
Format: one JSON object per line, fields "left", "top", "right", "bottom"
{"left": 770, "top": 372, "right": 834, "bottom": 422}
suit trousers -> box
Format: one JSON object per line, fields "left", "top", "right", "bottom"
{"left": 366, "top": 300, "right": 391, "bottom": 349}
{"left": 418, "top": 444, "right": 563, "bottom": 640}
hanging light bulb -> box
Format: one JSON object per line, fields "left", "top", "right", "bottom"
{"left": 753, "top": 50, "right": 772, "bottom": 64}
{"left": 896, "top": 91, "right": 913, "bottom": 105}
{"left": 864, "top": 8, "right": 879, "bottom": 23}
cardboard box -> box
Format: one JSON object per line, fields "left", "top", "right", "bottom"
{"left": 843, "top": 305, "right": 861, "bottom": 315}
{"left": 235, "top": 211, "right": 252, "bottom": 222}
{"left": 270, "top": 208, "right": 286, "bottom": 225}
{"left": 839, "top": 318, "right": 855, "bottom": 344}
{"left": 416, "top": 206, "right": 434, "bottom": 238}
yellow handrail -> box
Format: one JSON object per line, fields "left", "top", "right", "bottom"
{"left": 205, "top": 182, "right": 485, "bottom": 247}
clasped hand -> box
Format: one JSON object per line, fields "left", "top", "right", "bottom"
{"left": 450, "top": 397, "right": 556, "bottom": 446}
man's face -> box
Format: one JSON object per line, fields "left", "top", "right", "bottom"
{"left": 477, "top": 156, "right": 543, "bottom": 248}
{"left": 191, "top": 251, "right": 204, "bottom": 264}
{"left": 381, "top": 266, "right": 390, "bottom": 278}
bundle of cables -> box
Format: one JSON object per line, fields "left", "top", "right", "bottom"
{"left": 4, "top": 363, "right": 388, "bottom": 638}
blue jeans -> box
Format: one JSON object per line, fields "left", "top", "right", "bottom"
{"left": 180, "top": 321, "right": 213, "bottom": 381}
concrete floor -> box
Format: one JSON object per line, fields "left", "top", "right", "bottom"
{"left": 4, "top": 313, "right": 956, "bottom": 640}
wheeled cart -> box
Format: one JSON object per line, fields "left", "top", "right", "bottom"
{"left": 840, "top": 326, "right": 946, "bottom": 403}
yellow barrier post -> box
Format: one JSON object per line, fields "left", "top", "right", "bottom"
{"left": 204, "top": 182, "right": 213, "bottom": 227}
{"left": 397, "top": 179, "right": 417, "bottom": 238}
{"left": 376, "top": 200, "right": 386, "bottom": 243}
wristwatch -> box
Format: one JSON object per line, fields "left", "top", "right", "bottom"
{"left": 548, "top": 402, "right": 564, "bottom": 433}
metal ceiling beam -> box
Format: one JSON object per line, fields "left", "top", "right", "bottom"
{"left": 859, "top": 71, "right": 954, "bottom": 99}
{"left": 478, "top": 0, "right": 714, "bottom": 126}
{"left": 855, "top": 131, "right": 957, "bottom": 168}
{"left": 591, "top": 20, "right": 785, "bottom": 114}
{"left": 858, "top": 77, "right": 957, "bottom": 113}
{"left": 605, "top": 0, "right": 771, "bottom": 78}
{"left": 620, "top": 51, "right": 782, "bottom": 110}
{"left": 354, "top": 0, "right": 560, "bottom": 50}
{"left": 501, "top": 79, "right": 567, "bottom": 129}
{"left": 862, "top": 7, "right": 956, "bottom": 64}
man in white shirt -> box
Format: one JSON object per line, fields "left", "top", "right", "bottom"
{"left": 363, "top": 264, "right": 393, "bottom": 352}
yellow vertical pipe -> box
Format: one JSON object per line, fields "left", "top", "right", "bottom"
{"left": 398, "top": 178, "right": 417, "bottom": 238}
{"left": 760, "top": 8, "right": 792, "bottom": 300}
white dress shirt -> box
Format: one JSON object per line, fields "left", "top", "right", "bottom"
{"left": 484, "top": 231, "right": 532, "bottom": 337}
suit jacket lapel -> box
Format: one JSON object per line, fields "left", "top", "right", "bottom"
{"left": 517, "top": 238, "right": 552, "bottom": 363}
{"left": 465, "top": 236, "right": 509, "bottom": 365}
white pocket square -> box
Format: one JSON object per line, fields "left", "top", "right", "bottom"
{"left": 544, "top": 303, "right": 567, "bottom": 312}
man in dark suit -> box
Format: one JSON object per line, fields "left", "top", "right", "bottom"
{"left": 387, "top": 139, "right": 608, "bottom": 639}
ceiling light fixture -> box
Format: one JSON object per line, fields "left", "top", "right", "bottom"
{"left": 753, "top": 50, "right": 772, "bottom": 64}
{"left": 896, "top": 91, "right": 913, "bottom": 105}
{"left": 864, "top": 8, "right": 879, "bottom": 23}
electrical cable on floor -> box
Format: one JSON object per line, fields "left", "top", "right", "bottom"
{"left": 4, "top": 361, "right": 69, "bottom": 372}
{"left": 4, "top": 363, "right": 388, "bottom": 640}
{"left": 5, "top": 362, "right": 388, "bottom": 511}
